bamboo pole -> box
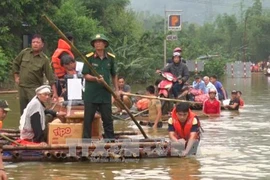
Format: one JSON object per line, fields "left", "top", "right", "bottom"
{"left": 41, "top": 14, "right": 148, "bottom": 139}
{"left": 0, "top": 129, "right": 20, "bottom": 133}
{"left": 124, "top": 109, "right": 148, "bottom": 120}
{"left": 122, "top": 92, "right": 202, "bottom": 105}
{"left": 0, "top": 90, "right": 18, "bottom": 94}
{"left": 0, "top": 133, "right": 21, "bottom": 146}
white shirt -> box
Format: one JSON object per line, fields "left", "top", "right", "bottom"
{"left": 76, "top": 61, "right": 83, "bottom": 74}
{"left": 205, "top": 82, "right": 218, "bottom": 99}
{"left": 76, "top": 61, "right": 85, "bottom": 91}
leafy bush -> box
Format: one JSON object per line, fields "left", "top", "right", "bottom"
{"left": 202, "top": 58, "right": 227, "bottom": 78}
{"left": 0, "top": 47, "right": 11, "bottom": 82}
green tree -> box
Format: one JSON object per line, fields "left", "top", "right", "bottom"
{"left": 46, "top": 0, "right": 102, "bottom": 54}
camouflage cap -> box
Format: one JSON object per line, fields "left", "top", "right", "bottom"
{"left": 0, "top": 100, "right": 11, "bottom": 111}
{"left": 91, "top": 34, "right": 109, "bottom": 48}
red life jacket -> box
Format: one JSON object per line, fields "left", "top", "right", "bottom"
{"left": 171, "top": 108, "right": 200, "bottom": 140}
{"left": 51, "top": 39, "right": 74, "bottom": 78}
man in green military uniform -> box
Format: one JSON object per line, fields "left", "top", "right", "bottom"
{"left": 12, "top": 34, "right": 58, "bottom": 115}
{"left": 82, "top": 34, "right": 119, "bottom": 139}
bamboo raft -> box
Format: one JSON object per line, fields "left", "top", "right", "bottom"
{"left": 2, "top": 142, "right": 198, "bottom": 162}
{"left": 0, "top": 93, "right": 203, "bottom": 162}
{"left": 0, "top": 129, "right": 199, "bottom": 162}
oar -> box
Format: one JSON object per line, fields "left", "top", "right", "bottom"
{"left": 42, "top": 14, "right": 148, "bottom": 139}
{"left": 0, "top": 133, "right": 21, "bottom": 146}
{"left": 122, "top": 92, "right": 202, "bottom": 105}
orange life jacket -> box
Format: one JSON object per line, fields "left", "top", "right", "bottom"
{"left": 0, "top": 121, "right": 2, "bottom": 129}
{"left": 136, "top": 98, "right": 150, "bottom": 110}
{"left": 51, "top": 39, "right": 74, "bottom": 78}
{"left": 171, "top": 108, "right": 200, "bottom": 140}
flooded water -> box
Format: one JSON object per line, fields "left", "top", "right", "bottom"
{"left": 2, "top": 73, "right": 270, "bottom": 180}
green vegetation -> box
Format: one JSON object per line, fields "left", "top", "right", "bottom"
{"left": 0, "top": 0, "right": 269, "bottom": 85}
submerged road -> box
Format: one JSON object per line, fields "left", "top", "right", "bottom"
{"left": 2, "top": 73, "right": 270, "bottom": 180}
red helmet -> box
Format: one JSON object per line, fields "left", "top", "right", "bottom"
{"left": 173, "top": 47, "right": 182, "bottom": 52}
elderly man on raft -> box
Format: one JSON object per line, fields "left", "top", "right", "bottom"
{"left": 19, "top": 85, "right": 66, "bottom": 144}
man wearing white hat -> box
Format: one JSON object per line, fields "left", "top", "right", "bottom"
{"left": 19, "top": 85, "right": 65, "bottom": 143}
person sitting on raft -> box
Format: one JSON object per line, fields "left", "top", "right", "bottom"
{"left": 19, "top": 85, "right": 66, "bottom": 143}
{"left": 0, "top": 100, "right": 9, "bottom": 179}
{"left": 112, "top": 76, "right": 132, "bottom": 113}
{"left": 168, "top": 102, "right": 201, "bottom": 156}
{"left": 0, "top": 100, "right": 11, "bottom": 130}
{"left": 180, "top": 75, "right": 208, "bottom": 102}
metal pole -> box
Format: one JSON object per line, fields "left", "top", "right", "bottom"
{"left": 164, "top": 7, "right": 167, "bottom": 67}
{"left": 243, "top": 16, "right": 247, "bottom": 62}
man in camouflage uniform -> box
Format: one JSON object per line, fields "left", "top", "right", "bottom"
{"left": 12, "top": 34, "right": 58, "bottom": 115}
{"left": 82, "top": 34, "right": 119, "bottom": 139}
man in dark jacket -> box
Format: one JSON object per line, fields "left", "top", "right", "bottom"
{"left": 156, "top": 52, "right": 189, "bottom": 98}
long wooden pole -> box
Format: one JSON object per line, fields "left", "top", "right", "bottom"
{"left": 122, "top": 92, "right": 202, "bottom": 105}
{"left": 124, "top": 109, "right": 149, "bottom": 120}
{"left": 41, "top": 15, "right": 148, "bottom": 139}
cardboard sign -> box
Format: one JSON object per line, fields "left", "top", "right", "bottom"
{"left": 48, "top": 117, "right": 101, "bottom": 145}
{"left": 48, "top": 123, "right": 83, "bottom": 145}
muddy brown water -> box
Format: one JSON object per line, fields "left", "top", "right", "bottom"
{"left": 1, "top": 73, "right": 270, "bottom": 180}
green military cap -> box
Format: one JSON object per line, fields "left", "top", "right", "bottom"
{"left": 91, "top": 34, "right": 109, "bottom": 48}
{"left": 0, "top": 100, "right": 11, "bottom": 111}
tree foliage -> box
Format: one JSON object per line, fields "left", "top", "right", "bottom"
{"left": 0, "top": 0, "right": 269, "bottom": 85}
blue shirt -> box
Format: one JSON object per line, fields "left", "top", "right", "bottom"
{"left": 214, "top": 81, "right": 224, "bottom": 96}
{"left": 192, "top": 80, "right": 207, "bottom": 94}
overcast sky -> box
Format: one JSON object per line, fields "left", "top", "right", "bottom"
{"left": 129, "top": 0, "right": 270, "bottom": 24}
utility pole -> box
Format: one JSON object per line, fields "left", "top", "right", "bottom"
{"left": 243, "top": 16, "right": 247, "bottom": 62}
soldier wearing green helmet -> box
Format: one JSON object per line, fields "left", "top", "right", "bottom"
{"left": 82, "top": 33, "right": 119, "bottom": 139}
{"left": 90, "top": 34, "right": 109, "bottom": 48}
